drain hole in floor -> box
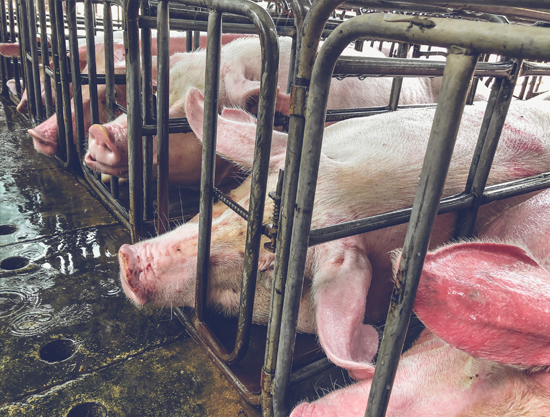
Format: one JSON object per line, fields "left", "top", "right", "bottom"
{"left": 67, "top": 403, "right": 107, "bottom": 417}
{"left": 0, "top": 225, "right": 17, "bottom": 235}
{"left": 39, "top": 339, "right": 77, "bottom": 363}
{"left": 0, "top": 256, "right": 29, "bottom": 270}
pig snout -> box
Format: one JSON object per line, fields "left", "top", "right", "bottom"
{"left": 85, "top": 124, "right": 127, "bottom": 177}
{"left": 119, "top": 244, "right": 148, "bottom": 306}
{"left": 27, "top": 115, "right": 58, "bottom": 156}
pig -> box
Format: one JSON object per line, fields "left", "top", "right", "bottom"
{"left": 85, "top": 35, "right": 456, "bottom": 187}
{"left": 290, "top": 200, "right": 550, "bottom": 417}
{"left": 118, "top": 87, "right": 550, "bottom": 380}
{"left": 26, "top": 33, "right": 247, "bottom": 157}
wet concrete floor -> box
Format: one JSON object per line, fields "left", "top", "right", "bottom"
{"left": 0, "top": 98, "right": 264, "bottom": 416}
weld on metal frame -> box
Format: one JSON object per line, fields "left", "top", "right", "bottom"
{"left": 271, "top": 7, "right": 550, "bottom": 417}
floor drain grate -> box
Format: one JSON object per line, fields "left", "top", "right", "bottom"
{"left": 39, "top": 339, "right": 77, "bottom": 363}
{"left": 0, "top": 256, "right": 29, "bottom": 270}
{"left": 67, "top": 402, "right": 108, "bottom": 417}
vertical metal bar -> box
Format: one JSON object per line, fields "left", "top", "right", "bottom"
{"left": 453, "top": 59, "right": 521, "bottom": 239}
{"left": 517, "top": 75, "right": 529, "bottom": 100}
{"left": 156, "top": 0, "right": 170, "bottom": 235}
{"left": 66, "top": 0, "right": 85, "bottom": 158}
{"left": 27, "top": 0, "right": 43, "bottom": 120}
{"left": 54, "top": 0, "right": 74, "bottom": 165}
{"left": 286, "top": 34, "right": 296, "bottom": 95}
{"left": 37, "top": 0, "right": 53, "bottom": 117}
{"left": 141, "top": 0, "right": 154, "bottom": 220}
{"left": 193, "top": 30, "right": 201, "bottom": 50}
{"left": 104, "top": 1, "right": 120, "bottom": 198}
{"left": 366, "top": 50, "right": 479, "bottom": 417}
{"left": 526, "top": 69, "right": 539, "bottom": 99}
{"left": 186, "top": 30, "right": 193, "bottom": 52}
{"left": 8, "top": 0, "right": 21, "bottom": 96}
{"left": 126, "top": 0, "right": 143, "bottom": 242}
{"left": 0, "top": 0, "right": 8, "bottom": 96}
{"left": 84, "top": 0, "right": 99, "bottom": 126}
{"left": 18, "top": 0, "right": 36, "bottom": 118}
{"left": 388, "top": 42, "right": 409, "bottom": 111}
{"left": 49, "top": 0, "right": 66, "bottom": 162}
{"left": 195, "top": 9, "right": 222, "bottom": 324}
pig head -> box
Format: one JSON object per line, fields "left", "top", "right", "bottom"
{"left": 291, "top": 231, "right": 550, "bottom": 416}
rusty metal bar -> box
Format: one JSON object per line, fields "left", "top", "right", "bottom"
{"left": 388, "top": 42, "right": 409, "bottom": 111}
{"left": 37, "top": 0, "right": 53, "bottom": 117}
{"left": 27, "top": 0, "right": 43, "bottom": 120}
{"left": 8, "top": 0, "right": 21, "bottom": 97}
{"left": 85, "top": 0, "right": 100, "bottom": 127}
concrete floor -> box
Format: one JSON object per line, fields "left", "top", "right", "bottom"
{"left": 0, "top": 97, "right": 263, "bottom": 416}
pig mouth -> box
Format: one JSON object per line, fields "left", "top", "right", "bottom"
{"left": 119, "top": 244, "right": 149, "bottom": 306}
{"left": 84, "top": 153, "right": 129, "bottom": 178}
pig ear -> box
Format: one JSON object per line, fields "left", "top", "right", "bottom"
{"left": 0, "top": 43, "right": 21, "bottom": 57}
{"left": 414, "top": 241, "right": 550, "bottom": 368}
{"left": 224, "top": 71, "right": 291, "bottom": 115}
{"left": 314, "top": 241, "right": 377, "bottom": 380}
{"left": 185, "top": 87, "right": 287, "bottom": 170}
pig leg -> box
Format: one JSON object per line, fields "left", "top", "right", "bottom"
{"left": 314, "top": 240, "right": 378, "bottom": 380}
{"left": 415, "top": 241, "right": 550, "bottom": 368}
{"left": 185, "top": 87, "right": 288, "bottom": 170}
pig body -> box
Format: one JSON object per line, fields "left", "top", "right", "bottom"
{"left": 290, "top": 191, "right": 550, "bottom": 417}
{"left": 86, "top": 36, "right": 451, "bottom": 186}
{"left": 119, "top": 89, "right": 550, "bottom": 379}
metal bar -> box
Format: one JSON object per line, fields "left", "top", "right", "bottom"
{"left": 66, "top": 0, "right": 85, "bottom": 158}
{"left": 193, "top": 30, "right": 200, "bottom": 50}
{"left": 18, "top": 0, "right": 36, "bottom": 118}
{"left": 141, "top": 0, "right": 154, "bottom": 221}
{"left": 0, "top": 0, "right": 8, "bottom": 95}
{"left": 48, "top": 0, "right": 66, "bottom": 162}
{"left": 388, "top": 42, "right": 408, "bottom": 111}
{"left": 27, "top": 0, "right": 43, "bottom": 120}
{"left": 54, "top": 0, "right": 74, "bottom": 167}
{"left": 8, "top": 0, "right": 21, "bottom": 97}
{"left": 453, "top": 59, "right": 521, "bottom": 239}
{"left": 186, "top": 30, "right": 192, "bottom": 51}
{"left": 196, "top": 9, "right": 223, "bottom": 326}
{"left": 366, "top": 50, "right": 479, "bottom": 417}
{"left": 126, "top": 0, "right": 144, "bottom": 242}
{"left": 37, "top": 0, "right": 53, "bottom": 117}
{"left": 156, "top": 0, "right": 170, "bottom": 236}
{"left": 289, "top": 357, "right": 334, "bottom": 387}
{"left": 103, "top": 1, "right": 120, "bottom": 199}
{"left": 84, "top": 0, "right": 100, "bottom": 126}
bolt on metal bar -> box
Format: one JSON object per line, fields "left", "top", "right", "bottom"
{"left": 37, "top": 0, "right": 53, "bottom": 118}
{"left": 27, "top": 0, "right": 43, "bottom": 120}
{"left": 156, "top": 0, "right": 170, "bottom": 236}
{"left": 195, "top": 9, "right": 223, "bottom": 327}
{"left": 213, "top": 187, "right": 250, "bottom": 221}
{"left": 366, "top": 50, "right": 479, "bottom": 417}
{"left": 126, "top": 0, "right": 144, "bottom": 243}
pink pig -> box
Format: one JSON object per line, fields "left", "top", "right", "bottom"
{"left": 85, "top": 35, "right": 458, "bottom": 187}
{"left": 118, "top": 87, "right": 550, "bottom": 380}
{"left": 291, "top": 191, "right": 550, "bottom": 416}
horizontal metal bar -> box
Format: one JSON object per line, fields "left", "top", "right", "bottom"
{"left": 139, "top": 16, "right": 295, "bottom": 36}
{"left": 308, "top": 173, "right": 550, "bottom": 246}
{"left": 289, "top": 357, "right": 335, "bottom": 387}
